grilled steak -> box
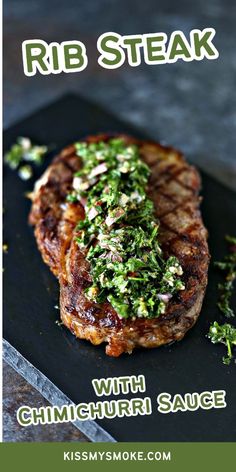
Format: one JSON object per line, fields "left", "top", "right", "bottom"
{"left": 29, "top": 134, "right": 209, "bottom": 357}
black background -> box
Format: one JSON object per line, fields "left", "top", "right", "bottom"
{"left": 3, "top": 95, "right": 236, "bottom": 442}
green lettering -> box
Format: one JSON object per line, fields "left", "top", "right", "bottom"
{"left": 213, "top": 390, "right": 226, "bottom": 408}
{"left": 185, "top": 393, "right": 199, "bottom": 411}
{"left": 157, "top": 393, "right": 172, "bottom": 413}
{"left": 130, "top": 374, "right": 146, "bottom": 393}
{"left": 54, "top": 405, "right": 69, "bottom": 422}
{"left": 118, "top": 400, "right": 131, "bottom": 417}
{"left": 51, "top": 45, "right": 59, "bottom": 70}
{"left": 63, "top": 43, "right": 84, "bottom": 70}
{"left": 123, "top": 36, "right": 142, "bottom": 65}
{"left": 131, "top": 399, "right": 145, "bottom": 415}
{"left": 200, "top": 392, "right": 213, "bottom": 409}
{"left": 17, "top": 406, "right": 32, "bottom": 426}
{"left": 98, "top": 33, "right": 124, "bottom": 68}
{"left": 25, "top": 41, "right": 48, "bottom": 74}
{"left": 172, "top": 394, "right": 186, "bottom": 412}
{"left": 103, "top": 401, "right": 117, "bottom": 419}
{"left": 193, "top": 30, "right": 217, "bottom": 58}
{"left": 76, "top": 404, "right": 89, "bottom": 420}
{"left": 145, "top": 34, "right": 166, "bottom": 62}
{"left": 92, "top": 378, "right": 112, "bottom": 396}
{"left": 169, "top": 33, "right": 191, "bottom": 61}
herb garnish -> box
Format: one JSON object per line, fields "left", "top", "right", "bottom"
{"left": 207, "top": 235, "right": 236, "bottom": 365}
{"left": 4, "top": 137, "right": 48, "bottom": 180}
{"left": 69, "top": 138, "right": 185, "bottom": 319}
{"left": 215, "top": 235, "right": 236, "bottom": 318}
{"left": 207, "top": 321, "right": 236, "bottom": 365}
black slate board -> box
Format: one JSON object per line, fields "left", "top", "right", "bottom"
{"left": 3, "top": 94, "right": 236, "bottom": 442}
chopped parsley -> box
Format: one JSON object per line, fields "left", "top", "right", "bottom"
{"left": 207, "top": 321, "right": 236, "bottom": 365}
{"left": 69, "top": 138, "right": 185, "bottom": 319}
{"left": 4, "top": 137, "right": 48, "bottom": 180}
{"left": 18, "top": 164, "right": 33, "bottom": 181}
{"left": 207, "top": 235, "right": 236, "bottom": 365}
{"left": 215, "top": 235, "right": 236, "bottom": 318}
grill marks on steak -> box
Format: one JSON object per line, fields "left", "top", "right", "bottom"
{"left": 29, "top": 135, "right": 209, "bottom": 356}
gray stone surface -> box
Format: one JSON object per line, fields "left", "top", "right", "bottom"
{"left": 3, "top": 361, "right": 89, "bottom": 442}
{"left": 3, "top": 340, "right": 116, "bottom": 442}
{"left": 3, "top": 0, "right": 236, "bottom": 442}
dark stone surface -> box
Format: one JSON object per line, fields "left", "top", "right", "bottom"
{"left": 3, "top": 0, "right": 236, "bottom": 442}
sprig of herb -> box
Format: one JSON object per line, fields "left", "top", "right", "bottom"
{"left": 207, "top": 321, "right": 236, "bottom": 365}
{"left": 207, "top": 235, "right": 236, "bottom": 365}
{"left": 215, "top": 235, "right": 236, "bottom": 318}
{"left": 69, "top": 138, "right": 185, "bottom": 319}
{"left": 4, "top": 137, "right": 48, "bottom": 180}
